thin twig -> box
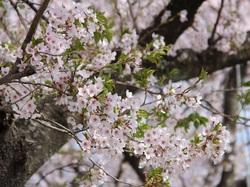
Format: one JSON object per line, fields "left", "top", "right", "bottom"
{"left": 35, "top": 162, "right": 80, "bottom": 186}
{"left": 32, "top": 118, "right": 69, "bottom": 134}
{"left": 208, "top": 0, "right": 224, "bottom": 46}
{"left": 127, "top": 0, "right": 139, "bottom": 33}
{"left": 21, "top": 0, "right": 49, "bottom": 23}
{"left": 89, "top": 158, "right": 143, "bottom": 187}
{"left": 21, "top": 0, "right": 50, "bottom": 51}
{"left": 8, "top": 0, "right": 28, "bottom": 31}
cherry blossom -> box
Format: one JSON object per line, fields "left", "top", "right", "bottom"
{"left": 0, "top": 0, "right": 234, "bottom": 186}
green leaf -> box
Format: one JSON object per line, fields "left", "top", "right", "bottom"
{"left": 133, "top": 123, "right": 151, "bottom": 138}
{"left": 137, "top": 109, "right": 150, "bottom": 119}
{"left": 190, "top": 135, "right": 202, "bottom": 145}
{"left": 175, "top": 112, "right": 208, "bottom": 132}
{"left": 145, "top": 167, "right": 168, "bottom": 187}
{"left": 213, "top": 123, "right": 222, "bottom": 132}
{"left": 72, "top": 38, "right": 84, "bottom": 51}
{"left": 32, "top": 37, "right": 43, "bottom": 46}
{"left": 165, "top": 181, "right": 171, "bottom": 187}
{"left": 145, "top": 50, "right": 164, "bottom": 64}
{"left": 97, "top": 76, "right": 115, "bottom": 101}
{"left": 106, "top": 63, "right": 123, "bottom": 75}
{"left": 245, "top": 91, "right": 250, "bottom": 104}
{"left": 95, "top": 10, "right": 113, "bottom": 42}
{"left": 213, "top": 138, "right": 221, "bottom": 144}
{"left": 199, "top": 68, "right": 208, "bottom": 80}
{"left": 3, "top": 42, "right": 15, "bottom": 50}
{"left": 118, "top": 53, "right": 129, "bottom": 63}
{"left": 93, "top": 29, "right": 112, "bottom": 43}
{"left": 153, "top": 108, "right": 168, "bottom": 126}
{"left": 134, "top": 68, "right": 155, "bottom": 88}
{"left": 94, "top": 31, "right": 102, "bottom": 43}
{"left": 148, "top": 167, "right": 163, "bottom": 178}
{"left": 144, "top": 46, "right": 170, "bottom": 64}
{"left": 121, "top": 27, "right": 130, "bottom": 36}
{"left": 169, "top": 68, "right": 180, "bottom": 79}
{"left": 242, "top": 81, "right": 250, "bottom": 87}
{"left": 64, "top": 38, "right": 84, "bottom": 56}
{"left": 103, "top": 78, "right": 115, "bottom": 92}
{"left": 103, "top": 29, "right": 113, "bottom": 42}
{"left": 74, "top": 19, "right": 83, "bottom": 27}
{"left": 96, "top": 11, "right": 107, "bottom": 26}
{"left": 44, "top": 80, "right": 52, "bottom": 85}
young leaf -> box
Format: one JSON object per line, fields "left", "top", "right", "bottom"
{"left": 32, "top": 37, "right": 44, "bottom": 46}
{"left": 199, "top": 68, "right": 208, "bottom": 80}
{"left": 242, "top": 81, "right": 250, "bottom": 87}
{"left": 134, "top": 68, "right": 155, "bottom": 88}
{"left": 175, "top": 112, "right": 208, "bottom": 132}
{"left": 133, "top": 123, "right": 150, "bottom": 138}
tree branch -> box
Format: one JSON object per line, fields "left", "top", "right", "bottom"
{"left": 123, "top": 151, "right": 146, "bottom": 183}
{"left": 21, "top": 0, "right": 50, "bottom": 51}
{"left": 22, "top": 0, "right": 49, "bottom": 23}
{"left": 152, "top": 32, "right": 250, "bottom": 82}
{"left": 208, "top": 0, "right": 225, "bottom": 46}
{"left": 0, "top": 98, "right": 69, "bottom": 187}
{"left": 139, "top": 0, "right": 205, "bottom": 46}
{"left": 0, "top": 0, "right": 50, "bottom": 85}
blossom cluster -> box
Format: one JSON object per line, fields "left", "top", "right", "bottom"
{"left": 0, "top": 1, "right": 232, "bottom": 186}
{"left": 131, "top": 123, "right": 230, "bottom": 180}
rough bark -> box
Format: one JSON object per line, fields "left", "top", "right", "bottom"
{"left": 0, "top": 101, "right": 69, "bottom": 187}
{"left": 0, "top": 1, "right": 67, "bottom": 186}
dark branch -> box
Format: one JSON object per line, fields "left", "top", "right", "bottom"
{"left": 208, "top": 0, "right": 225, "bottom": 46}
{"left": 139, "top": 0, "right": 205, "bottom": 46}
{"left": 21, "top": 0, "right": 50, "bottom": 50}
{"left": 0, "top": 65, "right": 35, "bottom": 85}
{"left": 22, "top": 0, "right": 49, "bottom": 23}
{"left": 123, "top": 151, "right": 146, "bottom": 182}
{"left": 153, "top": 33, "right": 250, "bottom": 82}
{"left": 0, "top": 0, "right": 50, "bottom": 85}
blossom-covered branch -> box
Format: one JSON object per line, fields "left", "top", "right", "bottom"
{"left": 1, "top": 0, "right": 244, "bottom": 186}
{"left": 0, "top": 0, "right": 50, "bottom": 85}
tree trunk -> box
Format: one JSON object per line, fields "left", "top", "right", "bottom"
{"left": 217, "top": 65, "right": 246, "bottom": 187}
{"left": 0, "top": 101, "right": 69, "bottom": 187}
